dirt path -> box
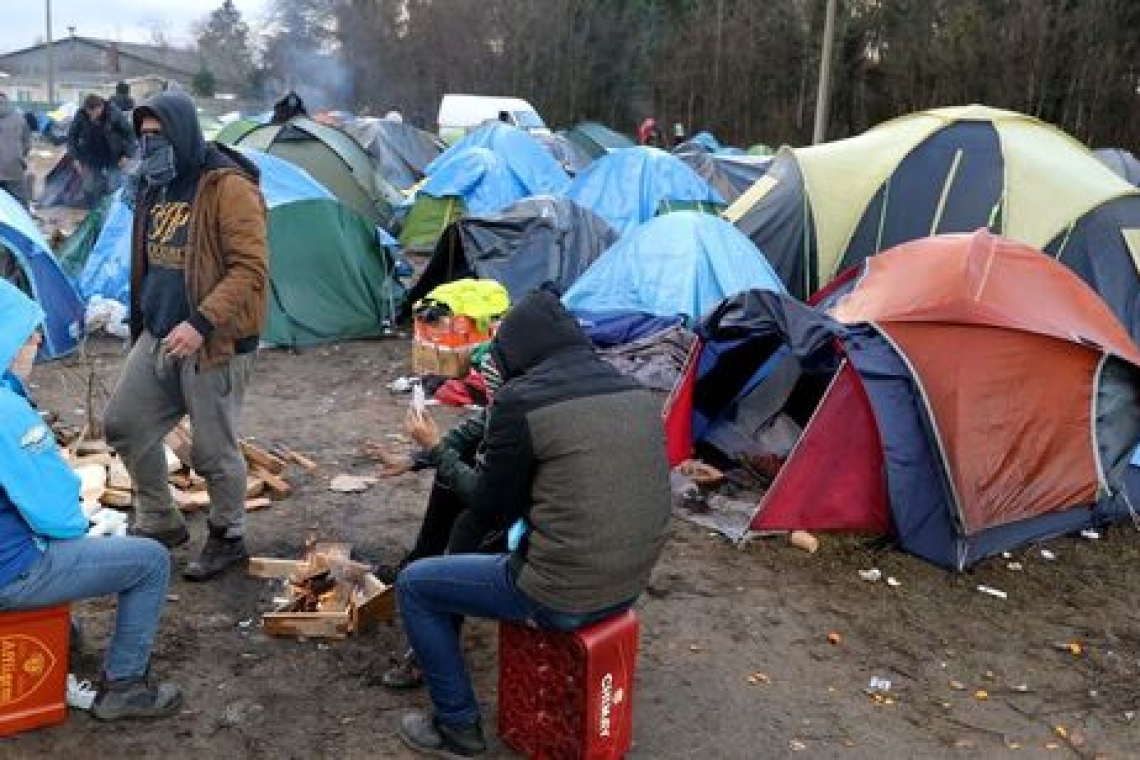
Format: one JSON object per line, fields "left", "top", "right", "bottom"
{"left": 6, "top": 336, "right": 1140, "bottom": 759}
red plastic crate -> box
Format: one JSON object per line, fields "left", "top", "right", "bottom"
{"left": 0, "top": 604, "right": 70, "bottom": 736}
{"left": 498, "top": 610, "right": 639, "bottom": 759}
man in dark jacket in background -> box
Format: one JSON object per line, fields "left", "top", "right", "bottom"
{"left": 394, "top": 290, "right": 672, "bottom": 757}
{"left": 110, "top": 81, "right": 136, "bottom": 114}
{"left": 66, "top": 93, "right": 137, "bottom": 207}
{"left": 103, "top": 91, "right": 268, "bottom": 582}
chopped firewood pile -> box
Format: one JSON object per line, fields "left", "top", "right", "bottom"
{"left": 248, "top": 539, "right": 394, "bottom": 639}
{"left": 62, "top": 418, "right": 317, "bottom": 519}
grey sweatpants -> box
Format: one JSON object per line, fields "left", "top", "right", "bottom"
{"left": 104, "top": 331, "right": 253, "bottom": 538}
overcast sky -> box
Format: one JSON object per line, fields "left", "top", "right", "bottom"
{"left": 1, "top": 0, "right": 269, "bottom": 53}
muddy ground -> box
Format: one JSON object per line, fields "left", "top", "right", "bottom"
{"left": 0, "top": 335, "right": 1136, "bottom": 760}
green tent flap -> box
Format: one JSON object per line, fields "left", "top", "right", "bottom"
{"left": 56, "top": 196, "right": 112, "bottom": 278}
{"left": 398, "top": 195, "right": 464, "bottom": 253}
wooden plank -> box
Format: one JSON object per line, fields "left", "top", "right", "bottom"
{"left": 245, "top": 497, "right": 272, "bottom": 512}
{"left": 240, "top": 441, "right": 286, "bottom": 474}
{"left": 262, "top": 611, "right": 350, "bottom": 639}
{"left": 285, "top": 450, "right": 318, "bottom": 472}
{"left": 250, "top": 467, "right": 291, "bottom": 499}
{"left": 351, "top": 575, "right": 395, "bottom": 632}
{"left": 248, "top": 557, "right": 306, "bottom": 578}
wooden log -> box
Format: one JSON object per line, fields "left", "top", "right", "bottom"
{"left": 248, "top": 557, "right": 306, "bottom": 578}
{"left": 250, "top": 467, "right": 291, "bottom": 499}
{"left": 164, "top": 445, "right": 182, "bottom": 475}
{"left": 164, "top": 421, "right": 194, "bottom": 469}
{"left": 100, "top": 488, "right": 134, "bottom": 509}
{"left": 73, "top": 452, "right": 118, "bottom": 469}
{"left": 245, "top": 497, "right": 272, "bottom": 512}
{"left": 240, "top": 441, "right": 286, "bottom": 474}
{"left": 168, "top": 472, "right": 193, "bottom": 490}
{"left": 75, "top": 439, "right": 113, "bottom": 457}
{"left": 245, "top": 477, "right": 265, "bottom": 499}
{"left": 107, "top": 462, "right": 132, "bottom": 491}
{"left": 285, "top": 449, "right": 318, "bottom": 472}
{"left": 172, "top": 487, "right": 210, "bottom": 512}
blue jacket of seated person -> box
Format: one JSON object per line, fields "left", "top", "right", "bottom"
{"left": 0, "top": 279, "right": 87, "bottom": 587}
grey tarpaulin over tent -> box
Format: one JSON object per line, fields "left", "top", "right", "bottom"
{"left": 560, "top": 122, "right": 634, "bottom": 160}
{"left": 404, "top": 195, "right": 617, "bottom": 308}
{"left": 675, "top": 150, "right": 773, "bottom": 204}
{"left": 343, "top": 118, "right": 447, "bottom": 191}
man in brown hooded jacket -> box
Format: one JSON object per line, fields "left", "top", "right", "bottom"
{"left": 104, "top": 91, "right": 267, "bottom": 581}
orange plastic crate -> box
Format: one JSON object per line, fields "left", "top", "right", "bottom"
{"left": 0, "top": 604, "right": 70, "bottom": 736}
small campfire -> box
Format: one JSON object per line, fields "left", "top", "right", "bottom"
{"left": 249, "top": 539, "right": 393, "bottom": 639}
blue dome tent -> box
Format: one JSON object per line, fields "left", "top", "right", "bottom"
{"left": 0, "top": 188, "right": 83, "bottom": 359}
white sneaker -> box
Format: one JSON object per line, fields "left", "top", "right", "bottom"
{"left": 67, "top": 673, "right": 97, "bottom": 710}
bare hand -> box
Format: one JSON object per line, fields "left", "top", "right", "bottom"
{"left": 162, "top": 322, "right": 204, "bottom": 359}
{"left": 375, "top": 448, "right": 414, "bottom": 477}
{"left": 405, "top": 408, "right": 440, "bottom": 449}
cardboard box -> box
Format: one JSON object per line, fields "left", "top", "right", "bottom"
{"left": 412, "top": 339, "right": 475, "bottom": 378}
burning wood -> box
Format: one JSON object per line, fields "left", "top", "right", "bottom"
{"left": 249, "top": 540, "right": 394, "bottom": 639}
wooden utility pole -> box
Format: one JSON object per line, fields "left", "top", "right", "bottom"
{"left": 812, "top": 0, "right": 838, "bottom": 144}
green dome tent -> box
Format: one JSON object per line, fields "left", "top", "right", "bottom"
{"left": 235, "top": 116, "right": 399, "bottom": 230}
{"left": 216, "top": 118, "right": 261, "bottom": 146}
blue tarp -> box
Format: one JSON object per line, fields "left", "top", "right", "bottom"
{"left": 565, "top": 146, "right": 724, "bottom": 234}
{"left": 254, "top": 150, "right": 334, "bottom": 205}
{"left": 426, "top": 122, "right": 569, "bottom": 198}
{"left": 420, "top": 148, "right": 531, "bottom": 215}
{"left": 562, "top": 211, "right": 783, "bottom": 324}
{"left": 78, "top": 149, "right": 336, "bottom": 307}
{"left": 0, "top": 188, "right": 84, "bottom": 359}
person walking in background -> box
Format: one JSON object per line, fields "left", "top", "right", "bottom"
{"left": 0, "top": 279, "right": 181, "bottom": 721}
{"left": 66, "top": 94, "right": 137, "bottom": 207}
{"left": 0, "top": 93, "right": 31, "bottom": 206}
{"left": 110, "top": 81, "right": 136, "bottom": 114}
{"left": 103, "top": 91, "right": 268, "bottom": 582}
{"left": 270, "top": 91, "right": 307, "bottom": 124}
{"left": 638, "top": 117, "right": 663, "bottom": 147}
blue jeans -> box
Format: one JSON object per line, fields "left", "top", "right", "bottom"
{"left": 396, "top": 553, "right": 632, "bottom": 728}
{"left": 0, "top": 537, "right": 170, "bottom": 680}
